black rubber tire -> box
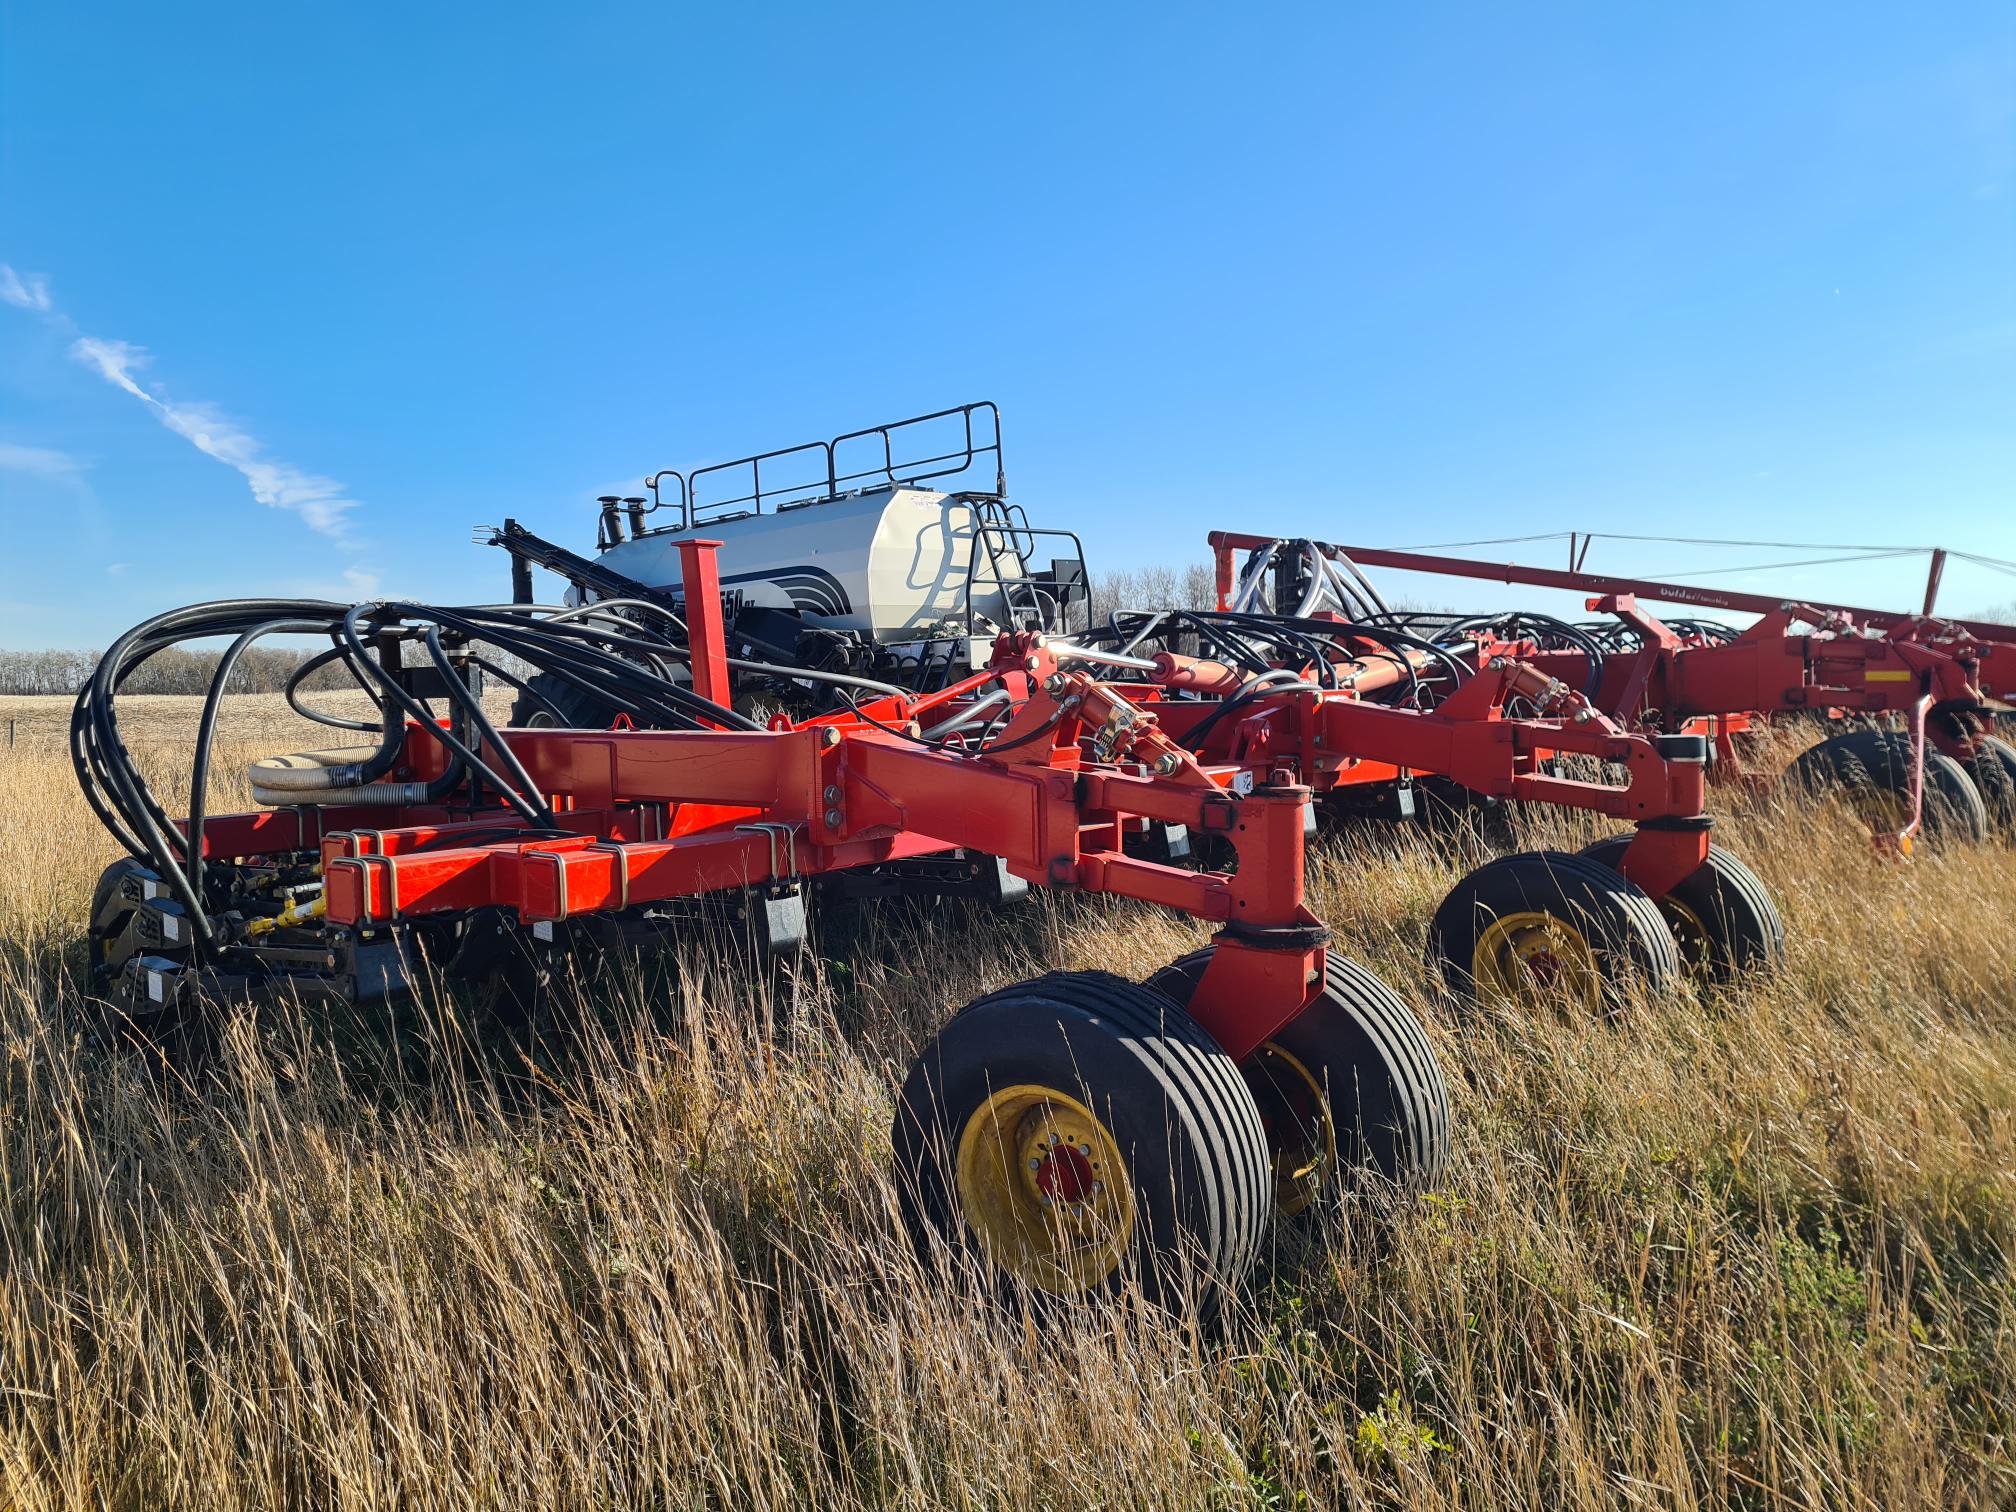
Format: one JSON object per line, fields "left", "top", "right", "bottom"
{"left": 1427, "top": 849, "right": 1681, "bottom": 1007}
{"left": 1786, "top": 728, "right": 1989, "bottom": 846}
{"left": 1145, "top": 948, "right": 1449, "bottom": 1216}
{"left": 87, "top": 855, "right": 156, "bottom": 984}
{"left": 1577, "top": 835, "right": 1785, "bottom": 982}
{"left": 449, "top": 909, "right": 583, "bottom": 1047}
{"left": 82, "top": 857, "right": 212, "bottom": 1056}
{"left": 508, "top": 672, "right": 621, "bottom": 730}
{"left": 470, "top": 941, "right": 560, "bottom": 1043}
{"left": 1961, "top": 736, "right": 2016, "bottom": 842}
{"left": 893, "top": 971, "right": 1271, "bottom": 1317}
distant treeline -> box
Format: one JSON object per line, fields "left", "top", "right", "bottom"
{"left": 0, "top": 647, "right": 360, "bottom": 698}
{"left": 1095, "top": 564, "right": 1217, "bottom": 615}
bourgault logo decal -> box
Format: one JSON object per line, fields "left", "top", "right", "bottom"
{"left": 715, "top": 565, "right": 854, "bottom": 617}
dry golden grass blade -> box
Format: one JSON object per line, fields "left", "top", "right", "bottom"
{"left": 0, "top": 695, "right": 2011, "bottom": 1509}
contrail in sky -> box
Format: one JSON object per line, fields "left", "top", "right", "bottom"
{"left": 1, "top": 261, "right": 376, "bottom": 587}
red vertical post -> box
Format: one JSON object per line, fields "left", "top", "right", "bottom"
{"left": 1922, "top": 548, "right": 1947, "bottom": 619}
{"left": 1210, "top": 534, "right": 1236, "bottom": 611}
{"left": 676, "top": 538, "right": 732, "bottom": 708}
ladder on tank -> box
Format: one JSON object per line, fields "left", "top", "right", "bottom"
{"left": 966, "top": 501, "right": 1090, "bottom": 636}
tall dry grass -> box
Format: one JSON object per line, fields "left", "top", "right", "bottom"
{"left": 0, "top": 697, "right": 2011, "bottom": 1509}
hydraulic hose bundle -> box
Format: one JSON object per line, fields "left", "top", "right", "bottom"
{"left": 1078, "top": 606, "right": 1473, "bottom": 726}
{"left": 71, "top": 597, "right": 762, "bottom": 957}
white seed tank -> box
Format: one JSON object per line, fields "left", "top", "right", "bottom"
{"left": 594, "top": 484, "right": 1039, "bottom": 641}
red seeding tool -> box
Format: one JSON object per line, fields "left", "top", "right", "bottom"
{"left": 77, "top": 543, "right": 1451, "bottom": 1315}
{"left": 465, "top": 403, "right": 1776, "bottom": 1006}
{"left": 1203, "top": 532, "right": 2016, "bottom": 853}
{"left": 64, "top": 402, "right": 1807, "bottom": 1315}
{"left": 1053, "top": 563, "right": 1785, "bottom": 1004}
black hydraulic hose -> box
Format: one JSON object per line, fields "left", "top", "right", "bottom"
{"left": 188, "top": 617, "right": 338, "bottom": 919}
{"left": 1202, "top": 609, "right": 1473, "bottom": 707}
{"left": 73, "top": 592, "right": 910, "bottom": 957}
{"left": 285, "top": 644, "right": 384, "bottom": 731}
{"left": 474, "top": 632, "right": 662, "bottom": 723}
{"left": 1095, "top": 605, "right": 1468, "bottom": 705}
{"left": 466, "top": 653, "right": 570, "bottom": 723}
{"left": 1242, "top": 610, "right": 1468, "bottom": 680}
{"left": 972, "top": 701, "right": 1072, "bottom": 755}
{"left": 441, "top": 607, "right": 765, "bottom": 730}
{"left": 1437, "top": 612, "right": 1606, "bottom": 697}
{"left": 835, "top": 688, "right": 948, "bottom": 748}
{"left": 73, "top": 598, "right": 353, "bottom": 950}
{"left": 1207, "top": 611, "right": 1347, "bottom": 688}
{"left": 418, "top": 623, "right": 553, "bottom": 823}
{"left": 1326, "top": 623, "right": 1467, "bottom": 707}
{"left": 1186, "top": 611, "right": 1278, "bottom": 674}
{"left": 338, "top": 605, "right": 554, "bottom": 828}
{"left": 1117, "top": 611, "right": 1169, "bottom": 657}
{"left": 422, "top": 749, "right": 468, "bottom": 801}
{"left": 470, "top": 601, "right": 912, "bottom": 707}
{"left": 728, "top": 657, "right": 907, "bottom": 699}
{"left": 69, "top": 682, "right": 146, "bottom": 861}
{"left": 428, "top": 612, "right": 684, "bottom": 722}
{"left": 1091, "top": 607, "right": 1264, "bottom": 675}
{"left": 1179, "top": 673, "right": 1324, "bottom": 753}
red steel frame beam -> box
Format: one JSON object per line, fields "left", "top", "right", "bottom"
{"left": 1138, "top": 663, "right": 1711, "bottom": 896}
{"left": 280, "top": 622, "right": 1333, "bottom": 1063}
{"left": 944, "top": 629, "right": 1721, "bottom": 892}
{"left": 1204, "top": 532, "right": 2015, "bottom": 777}
{"left": 1502, "top": 608, "right": 2007, "bottom": 720}
{"left": 1209, "top": 532, "right": 2016, "bottom": 646}
{"left": 193, "top": 541, "right": 1743, "bottom": 1059}
{"left": 676, "top": 537, "right": 732, "bottom": 704}
{"left": 318, "top": 721, "right": 1301, "bottom": 932}
{"left": 1129, "top": 667, "right": 1706, "bottom": 821}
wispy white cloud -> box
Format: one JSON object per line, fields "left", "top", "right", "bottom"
{"left": 0, "top": 265, "right": 52, "bottom": 312}
{"left": 68, "top": 336, "right": 360, "bottom": 539}
{"left": 67, "top": 336, "right": 151, "bottom": 399}
{"left": 0, "top": 441, "right": 87, "bottom": 483}
{"left": 1, "top": 262, "right": 369, "bottom": 550}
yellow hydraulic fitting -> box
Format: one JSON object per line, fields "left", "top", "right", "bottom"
{"left": 246, "top": 895, "right": 327, "bottom": 937}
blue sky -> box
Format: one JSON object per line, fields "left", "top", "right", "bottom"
{"left": 2, "top": 2, "right": 2012, "bottom": 647}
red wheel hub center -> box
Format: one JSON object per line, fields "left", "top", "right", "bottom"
{"left": 1522, "top": 949, "right": 1562, "bottom": 985}
{"left": 1036, "top": 1144, "right": 1095, "bottom": 1204}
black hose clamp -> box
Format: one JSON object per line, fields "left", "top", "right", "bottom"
{"left": 1635, "top": 814, "right": 1714, "bottom": 833}
{"left": 1653, "top": 733, "right": 1710, "bottom": 762}
{"left": 1217, "top": 920, "right": 1333, "bottom": 951}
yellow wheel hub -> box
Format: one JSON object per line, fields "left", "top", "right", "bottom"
{"left": 1245, "top": 1042, "right": 1336, "bottom": 1218}
{"left": 1472, "top": 910, "right": 1600, "bottom": 1006}
{"left": 953, "top": 1084, "right": 1134, "bottom": 1294}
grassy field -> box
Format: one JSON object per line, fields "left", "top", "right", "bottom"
{"left": 0, "top": 693, "right": 2011, "bottom": 1509}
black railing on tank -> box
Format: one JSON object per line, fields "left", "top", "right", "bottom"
{"left": 635, "top": 401, "right": 1006, "bottom": 535}
{"left": 963, "top": 508, "right": 1091, "bottom": 636}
